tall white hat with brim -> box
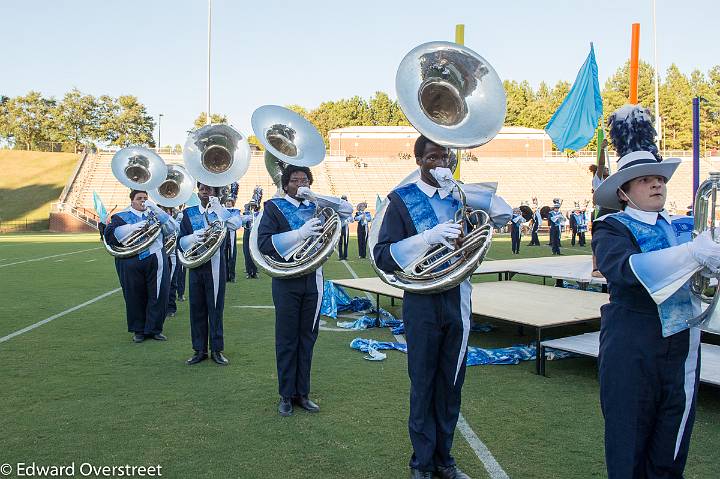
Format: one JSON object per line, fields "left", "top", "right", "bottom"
{"left": 593, "top": 151, "right": 681, "bottom": 210}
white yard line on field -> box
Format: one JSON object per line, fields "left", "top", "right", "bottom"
{"left": 341, "top": 259, "right": 510, "bottom": 479}
{"left": 0, "top": 247, "right": 101, "bottom": 268}
{"left": 0, "top": 288, "right": 121, "bottom": 344}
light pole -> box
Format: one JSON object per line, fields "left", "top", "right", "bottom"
{"left": 158, "top": 113, "right": 164, "bottom": 151}
{"left": 207, "top": 0, "right": 212, "bottom": 125}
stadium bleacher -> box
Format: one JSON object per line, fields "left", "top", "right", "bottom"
{"left": 63, "top": 150, "right": 720, "bottom": 220}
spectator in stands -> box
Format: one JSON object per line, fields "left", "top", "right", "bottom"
{"left": 592, "top": 104, "right": 714, "bottom": 478}
{"left": 373, "top": 135, "right": 511, "bottom": 479}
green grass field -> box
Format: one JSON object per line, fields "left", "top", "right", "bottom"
{"left": 0, "top": 150, "right": 80, "bottom": 222}
{"left": 1, "top": 233, "right": 718, "bottom": 479}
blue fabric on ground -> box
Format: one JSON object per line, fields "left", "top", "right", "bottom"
{"left": 562, "top": 280, "right": 605, "bottom": 293}
{"left": 321, "top": 282, "right": 372, "bottom": 319}
{"left": 336, "top": 308, "right": 402, "bottom": 330}
{"left": 350, "top": 339, "right": 576, "bottom": 364}
{"left": 466, "top": 344, "right": 579, "bottom": 366}
{"left": 350, "top": 338, "right": 408, "bottom": 354}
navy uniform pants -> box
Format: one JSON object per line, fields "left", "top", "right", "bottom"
{"left": 226, "top": 230, "right": 238, "bottom": 281}
{"left": 242, "top": 226, "right": 257, "bottom": 277}
{"left": 357, "top": 224, "right": 368, "bottom": 258}
{"left": 529, "top": 222, "right": 540, "bottom": 245}
{"left": 599, "top": 303, "right": 701, "bottom": 479}
{"left": 550, "top": 226, "right": 561, "bottom": 254}
{"left": 116, "top": 250, "right": 169, "bottom": 335}
{"left": 510, "top": 225, "right": 520, "bottom": 254}
{"left": 338, "top": 225, "right": 349, "bottom": 260}
{"left": 167, "top": 254, "right": 178, "bottom": 314}
{"left": 404, "top": 281, "right": 471, "bottom": 472}
{"left": 272, "top": 269, "right": 323, "bottom": 398}
{"left": 176, "top": 252, "right": 186, "bottom": 298}
{"left": 188, "top": 255, "right": 226, "bottom": 353}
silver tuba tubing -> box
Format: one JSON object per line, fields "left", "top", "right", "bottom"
{"left": 687, "top": 172, "right": 720, "bottom": 334}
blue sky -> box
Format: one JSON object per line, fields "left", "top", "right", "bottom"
{"left": 2, "top": 0, "right": 717, "bottom": 146}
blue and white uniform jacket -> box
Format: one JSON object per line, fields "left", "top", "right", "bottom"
{"left": 257, "top": 194, "right": 353, "bottom": 265}
{"left": 373, "top": 176, "right": 512, "bottom": 276}
{"left": 593, "top": 207, "right": 701, "bottom": 337}
{"left": 354, "top": 211, "right": 372, "bottom": 226}
{"left": 178, "top": 203, "right": 243, "bottom": 272}
{"left": 104, "top": 206, "right": 178, "bottom": 260}
{"left": 572, "top": 212, "right": 588, "bottom": 232}
{"left": 548, "top": 210, "right": 565, "bottom": 232}
{"left": 511, "top": 213, "right": 525, "bottom": 232}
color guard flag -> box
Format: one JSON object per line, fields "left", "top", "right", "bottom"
{"left": 545, "top": 43, "right": 603, "bottom": 151}
{"left": 92, "top": 191, "right": 108, "bottom": 224}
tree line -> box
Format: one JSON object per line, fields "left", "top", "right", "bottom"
{"left": 2, "top": 61, "right": 718, "bottom": 154}
{"left": 0, "top": 90, "right": 155, "bottom": 152}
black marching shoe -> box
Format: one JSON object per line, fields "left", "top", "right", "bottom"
{"left": 132, "top": 334, "right": 145, "bottom": 343}
{"left": 211, "top": 351, "right": 229, "bottom": 365}
{"left": 177, "top": 295, "right": 186, "bottom": 302}
{"left": 295, "top": 395, "right": 320, "bottom": 413}
{"left": 186, "top": 351, "right": 208, "bottom": 365}
{"left": 167, "top": 311, "right": 176, "bottom": 318}
{"left": 151, "top": 333, "right": 167, "bottom": 341}
{"left": 435, "top": 465, "right": 471, "bottom": 479}
{"left": 408, "top": 469, "right": 433, "bottom": 479}
{"left": 278, "top": 397, "right": 293, "bottom": 417}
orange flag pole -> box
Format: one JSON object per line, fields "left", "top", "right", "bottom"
{"left": 629, "top": 23, "right": 640, "bottom": 104}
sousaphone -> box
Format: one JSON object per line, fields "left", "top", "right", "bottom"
{"left": 369, "top": 41, "right": 507, "bottom": 293}
{"left": 248, "top": 105, "right": 340, "bottom": 278}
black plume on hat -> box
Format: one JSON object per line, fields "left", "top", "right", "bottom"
{"left": 608, "top": 104, "right": 662, "bottom": 161}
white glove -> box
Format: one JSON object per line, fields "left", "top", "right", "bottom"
{"left": 431, "top": 167, "right": 454, "bottom": 187}
{"left": 143, "top": 199, "right": 161, "bottom": 213}
{"left": 296, "top": 186, "right": 312, "bottom": 199}
{"left": 298, "top": 218, "right": 322, "bottom": 239}
{"left": 208, "top": 196, "right": 231, "bottom": 220}
{"left": 421, "top": 222, "right": 462, "bottom": 249}
{"left": 688, "top": 230, "right": 720, "bottom": 273}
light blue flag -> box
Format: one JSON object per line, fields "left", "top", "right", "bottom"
{"left": 545, "top": 44, "right": 603, "bottom": 151}
{"left": 92, "top": 191, "right": 108, "bottom": 224}
{"left": 375, "top": 194, "right": 383, "bottom": 213}
{"left": 185, "top": 192, "right": 200, "bottom": 208}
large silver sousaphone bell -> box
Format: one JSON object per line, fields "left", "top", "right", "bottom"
{"left": 248, "top": 105, "right": 340, "bottom": 278}
{"left": 103, "top": 147, "right": 169, "bottom": 258}
{"left": 183, "top": 124, "right": 251, "bottom": 187}
{"left": 395, "top": 41, "right": 506, "bottom": 148}
{"left": 148, "top": 164, "right": 195, "bottom": 208}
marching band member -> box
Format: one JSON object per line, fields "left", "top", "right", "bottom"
{"left": 510, "top": 207, "right": 525, "bottom": 254}
{"left": 337, "top": 195, "right": 352, "bottom": 260}
{"left": 256, "top": 164, "right": 352, "bottom": 417}
{"left": 224, "top": 196, "right": 240, "bottom": 283}
{"left": 160, "top": 205, "right": 178, "bottom": 318}
{"left": 528, "top": 199, "right": 541, "bottom": 246}
{"left": 592, "top": 105, "right": 719, "bottom": 478}
{"left": 548, "top": 199, "right": 565, "bottom": 255}
{"left": 570, "top": 205, "right": 587, "bottom": 247}
{"left": 242, "top": 201, "right": 260, "bottom": 279}
{"left": 178, "top": 182, "right": 243, "bottom": 366}
{"left": 373, "top": 136, "right": 511, "bottom": 479}
{"left": 354, "top": 202, "right": 372, "bottom": 258}
{"left": 103, "top": 190, "right": 177, "bottom": 342}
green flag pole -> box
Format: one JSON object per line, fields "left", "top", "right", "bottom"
{"left": 454, "top": 24, "right": 465, "bottom": 181}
